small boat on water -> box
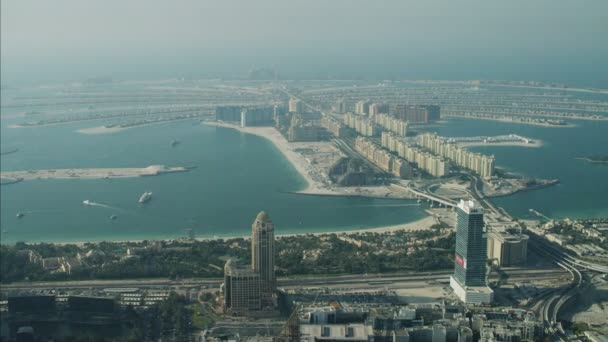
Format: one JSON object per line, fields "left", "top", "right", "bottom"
{"left": 171, "top": 139, "right": 181, "bottom": 147}
{"left": 110, "top": 214, "right": 118, "bottom": 220}
{"left": 139, "top": 192, "right": 152, "bottom": 204}
{"left": 16, "top": 212, "right": 25, "bottom": 218}
{"left": 83, "top": 200, "right": 93, "bottom": 206}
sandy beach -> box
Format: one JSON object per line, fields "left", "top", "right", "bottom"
{"left": 203, "top": 121, "right": 319, "bottom": 191}
{"left": 202, "top": 122, "right": 416, "bottom": 200}
{"left": 77, "top": 125, "right": 127, "bottom": 134}
{"left": 52, "top": 215, "right": 439, "bottom": 247}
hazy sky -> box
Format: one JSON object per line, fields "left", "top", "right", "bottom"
{"left": 2, "top": 0, "right": 607, "bottom": 85}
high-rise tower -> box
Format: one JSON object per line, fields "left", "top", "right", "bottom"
{"left": 450, "top": 199, "right": 493, "bottom": 304}
{"left": 251, "top": 211, "right": 275, "bottom": 305}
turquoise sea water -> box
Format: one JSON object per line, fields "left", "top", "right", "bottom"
{"left": 416, "top": 118, "right": 608, "bottom": 219}
{"left": 0, "top": 120, "right": 427, "bottom": 243}
{"left": 1, "top": 84, "right": 607, "bottom": 244}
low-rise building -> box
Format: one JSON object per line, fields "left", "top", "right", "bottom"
{"left": 487, "top": 224, "right": 529, "bottom": 267}
{"left": 223, "top": 259, "right": 261, "bottom": 315}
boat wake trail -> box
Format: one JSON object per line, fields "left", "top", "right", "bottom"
{"left": 83, "top": 200, "right": 123, "bottom": 211}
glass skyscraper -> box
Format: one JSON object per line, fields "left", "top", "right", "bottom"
{"left": 450, "top": 199, "right": 493, "bottom": 304}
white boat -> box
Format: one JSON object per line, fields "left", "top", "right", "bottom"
{"left": 83, "top": 200, "right": 93, "bottom": 206}
{"left": 139, "top": 192, "right": 152, "bottom": 203}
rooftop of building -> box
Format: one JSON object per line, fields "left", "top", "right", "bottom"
{"left": 457, "top": 199, "right": 483, "bottom": 214}
{"left": 256, "top": 211, "right": 270, "bottom": 222}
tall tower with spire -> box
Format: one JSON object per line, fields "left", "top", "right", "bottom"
{"left": 251, "top": 211, "right": 276, "bottom": 306}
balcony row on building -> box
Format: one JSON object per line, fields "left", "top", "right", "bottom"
{"left": 381, "top": 132, "right": 449, "bottom": 177}
{"left": 344, "top": 112, "right": 377, "bottom": 136}
{"left": 419, "top": 133, "right": 495, "bottom": 178}
{"left": 321, "top": 115, "right": 349, "bottom": 138}
{"left": 355, "top": 137, "right": 413, "bottom": 178}
{"left": 374, "top": 113, "right": 409, "bottom": 137}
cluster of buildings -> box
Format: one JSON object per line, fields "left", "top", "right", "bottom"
{"left": 355, "top": 100, "right": 372, "bottom": 115}
{"left": 381, "top": 132, "right": 450, "bottom": 177}
{"left": 355, "top": 136, "right": 413, "bottom": 178}
{"left": 294, "top": 302, "right": 542, "bottom": 341}
{"left": 392, "top": 104, "right": 441, "bottom": 124}
{"left": 343, "top": 112, "right": 409, "bottom": 138}
{"left": 419, "top": 133, "right": 496, "bottom": 178}
{"left": 527, "top": 219, "right": 608, "bottom": 259}
{"left": 286, "top": 113, "right": 324, "bottom": 142}
{"left": 320, "top": 115, "right": 349, "bottom": 138}
{"left": 354, "top": 100, "right": 390, "bottom": 118}
{"left": 15, "top": 249, "right": 101, "bottom": 275}
{"left": 375, "top": 113, "right": 409, "bottom": 137}
{"left": 343, "top": 112, "right": 377, "bottom": 136}
{"left": 2, "top": 295, "right": 124, "bottom": 341}
{"left": 215, "top": 105, "right": 275, "bottom": 127}
{"left": 222, "top": 211, "right": 277, "bottom": 316}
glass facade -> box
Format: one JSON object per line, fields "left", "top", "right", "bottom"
{"left": 453, "top": 201, "right": 488, "bottom": 287}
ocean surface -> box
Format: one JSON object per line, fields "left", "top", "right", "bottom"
{"left": 1, "top": 84, "right": 607, "bottom": 244}
{"left": 0, "top": 120, "right": 428, "bottom": 243}
{"left": 416, "top": 118, "right": 608, "bottom": 219}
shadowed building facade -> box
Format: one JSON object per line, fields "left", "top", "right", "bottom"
{"left": 223, "top": 259, "right": 261, "bottom": 314}
{"left": 252, "top": 211, "right": 276, "bottom": 306}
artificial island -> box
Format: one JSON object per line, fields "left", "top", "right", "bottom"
{"left": 2, "top": 79, "right": 607, "bottom": 341}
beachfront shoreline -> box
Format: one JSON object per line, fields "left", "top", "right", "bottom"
{"left": 202, "top": 121, "right": 417, "bottom": 200}
{"left": 5, "top": 215, "right": 438, "bottom": 247}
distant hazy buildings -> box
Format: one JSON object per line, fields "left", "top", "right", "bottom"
{"left": 369, "top": 103, "right": 389, "bottom": 117}
{"left": 289, "top": 97, "right": 303, "bottom": 113}
{"left": 450, "top": 199, "right": 493, "bottom": 304}
{"left": 215, "top": 105, "right": 274, "bottom": 127}
{"left": 392, "top": 104, "right": 440, "bottom": 124}
{"left": 344, "top": 112, "right": 377, "bottom": 136}
{"left": 223, "top": 211, "right": 276, "bottom": 315}
{"left": 333, "top": 99, "right": 347, "bottom": 114}
{"left": 240, "top": 107, "right": 274, "bottom": 127}
{"left": 374, "top": 113, "right": 408, "bottom": 137}
{"left": 215, "top": 106, "right": 243, "bottom": 122}
{"left": 419, "top": 133, "right": 495, "bottom": 178}
{"left": 321, "top": 116, "right": 348, "bottom": 138}
{"left": 355, "top": 100, "right": 371, "bottom": 115}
